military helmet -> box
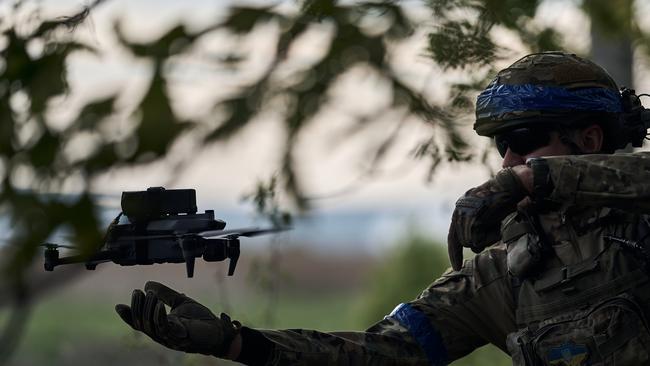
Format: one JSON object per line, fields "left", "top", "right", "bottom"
{"left": 474, "top": 52, "right": 623, "bottom": 151}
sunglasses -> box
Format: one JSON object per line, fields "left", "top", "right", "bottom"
{"left": 494, "top": 127, "right": 553, "bottom": 158}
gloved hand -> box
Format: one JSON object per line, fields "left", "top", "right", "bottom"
{"left": 115, "top": 281, "right": 241, "bottom": 358}
{"left": 447, "top": 167, "right": 529, "bottom": 271}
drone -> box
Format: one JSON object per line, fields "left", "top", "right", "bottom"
{"left": 43, "top": 187, "right": 289, "bottom": 277}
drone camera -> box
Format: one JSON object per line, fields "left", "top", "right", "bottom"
{"left": 121, "top": 187, "right": 197, "bottom": 222}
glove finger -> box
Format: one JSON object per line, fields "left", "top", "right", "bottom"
{"left": 143, "top": 291, "right": 160, "bottom": 340}
{"left": 145, "top": 281, "right": 187, "bottom": 308}
{"left": 115, "top": 304, "right": 135, "bottom": 329}
{"left": 154, "top": 300, "right": 170, "bottom": 337}
{"left": 131, "top": 289, "right": 146, "bottom": 331}
{"left": 448, "top": 239, "right": 464, "bottom": 271}
{"left": 220, "top": 313, "right": 231, "bottom": 324}
{"left": 447, "top": 215, "right": 464, "bottom": 271}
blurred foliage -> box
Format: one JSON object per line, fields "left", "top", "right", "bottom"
{"left": 241, "top": 175, "right": 292, "bottom": 326}
{"left": 0, "top": 0, "right": 592, "bottom": 287}
{"left": 355, "top": 233, "right": 509, "bottom": 366}
{"left": 0, "top": 0, "right": 648, "bottom": 363}
{"left": 356, "top": 232, "right": 449, "bottom": 325}
{"left": 583, "top": 0, "right": 633, "bottom": 35}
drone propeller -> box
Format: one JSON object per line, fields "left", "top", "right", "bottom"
{"left": 199, "top": 226, "right": 291, "bottom": 239}
{"left": 41, "top": 243, "right": 77, "bottom": 250}
{"left": 119, "top": 226, "right": 291, "bottom": 241}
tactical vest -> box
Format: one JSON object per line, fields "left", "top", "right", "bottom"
{"left": 501, "top": 206, "right": 650, "bottom": 365}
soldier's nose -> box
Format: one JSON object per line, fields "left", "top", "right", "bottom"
{"left": 502, "top": 148, "right": 525, "bottom": 168}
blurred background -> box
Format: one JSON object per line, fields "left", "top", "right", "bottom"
{"left": 0, "top": 0, "right": 648, "bottom": 365}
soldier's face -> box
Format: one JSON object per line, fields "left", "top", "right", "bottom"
{"left": 501, "top": 131, "right": 572, "bottom": 168}
{"left": 498, "top": 123, "right": 604, "bottom": 168}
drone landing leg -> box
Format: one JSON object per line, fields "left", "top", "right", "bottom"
{"left": 178, "top": 238, "right": 197, "bottom": 278}
{"left": 227, "top": 238, "right": 240, "bottom": 276}
{"left": 185, "top": 257, "right": 195, "bottom": 278}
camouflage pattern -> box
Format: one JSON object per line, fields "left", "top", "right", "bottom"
{"left": 474, "top": 52, "right": 620, "bottom": 137}
{"left": 543, "top": 152, "right": 650, "bottom": 212}
{"left": 503, "top": 152, "right": 650, "bottom": 365}
{"left": 241, "top": 152, "right": 650, "bottom": 365}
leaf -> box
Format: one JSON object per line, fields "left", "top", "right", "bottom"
{"left": 2, "top": 30, "right": 82, "bottom": 114}
{"left": 116, "top": 24, "right": 196, "bottom": 59}
{"left": 24, "top": 48, "right": 75, "bottom": 113}
{"left": 206, "top": 79, "right": 266, "bottom": 142}
{"left": 583, "top": 0, "right": 633, "bottom": 35}
{"left": 31, "top": 0, "right": 108, "bottom": 37}
{"left": 2, "top": 30, "right": 31, "bottom": 83}
{"left": 427, "top": 19, "right": 496, "bottom": 69}
{"left": 480, "top": 0, "right": 540, "bottom": 29}
{"left": 26, "top": 129, "right": 59, "bottom": 168}
{"left": 281, "top": 146, "right": 308, "bottom": 210}
{"left": 131, "top": 71, "right": 186, "bottom": 158}
{"left": 67, "top": 193, "right": 103, "bottom": 257}
{"left": 72, "top": 95, "right": 117, "bottom": 131}
{"left": 0, "top": 99, "right": 15, "bottom": 156}
{"left": 221, "top": 6, "right": 279, "bottom": 34}
{"left": 83, "top": 143, "right": 121, "bottom": 173}
{"left": 301, "top": 0, "right": 339, "bottom": 20}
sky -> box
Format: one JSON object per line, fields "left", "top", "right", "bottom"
{"left": 10, "top": 0, "right": 648, "bottom": 253}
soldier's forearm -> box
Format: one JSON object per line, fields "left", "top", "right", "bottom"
{"left": 234, "top": 326, "right": 430, "bottom": 366}
{"left": 532, "top": 152, "right": 650, "bottom": 211}
{"left": 226, "top": 333, "right": 242, "bottom": 360}
{"left": 234, "top": 327, "right": 274, "bottom": 365}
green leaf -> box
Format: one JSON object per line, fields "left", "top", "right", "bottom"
{"left": 427, "top": 19, "right": 496, "bottom": 69}
{"left": 71, "top": 95, "right": 117, "bottom": 131}
{"left": 222, "top": 6, "right": 279, "bottom": 34}
{"left": 206, "top": 80, "right": 266, "bottom": 142}
{"left": 301, "top": 0, "right": 339, "bottom": 20}
{"left": 116, "top": 24, "right": 196, "bottom": 59}
{"left": 26, "top": 129, "right": 59, "bottom": 168}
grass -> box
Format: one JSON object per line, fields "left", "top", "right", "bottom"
{"left": 3, "top": 291, "right": 509, "bottom": 366}
{"left": 3, "top": 290, "right": 369, "bottom": 366}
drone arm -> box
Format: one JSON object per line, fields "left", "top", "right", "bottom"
{"left": 45, "top": 251, "right": 114, "bottom": 271}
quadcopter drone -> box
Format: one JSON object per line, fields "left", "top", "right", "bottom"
{"left": 43, "top": 187, "right": 289, "bottom": 277}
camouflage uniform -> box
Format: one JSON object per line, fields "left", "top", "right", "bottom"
{"left": 238, "top": 152, "right": 650, "bottom": 365}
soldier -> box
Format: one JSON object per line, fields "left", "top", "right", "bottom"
{"left": 116, "top": 52, "right": 650, "bottom": 365}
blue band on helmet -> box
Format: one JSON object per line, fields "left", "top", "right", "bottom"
{"left": 388, "top": 303, "right": 448, "bottom": 366}
{"left": 476, "top": 83, "right": 622, "bottom": 119}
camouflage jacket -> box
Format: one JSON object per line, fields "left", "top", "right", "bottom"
{"left": 237, "top": 152, "right": 650, "bottom": 366}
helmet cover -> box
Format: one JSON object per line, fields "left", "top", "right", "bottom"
{"left": 474, "top": 52, "right": 622, "bottom": 138}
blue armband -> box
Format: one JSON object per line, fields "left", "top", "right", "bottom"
{"left": 388, "top": 303, "right": 448, "bottom": 366}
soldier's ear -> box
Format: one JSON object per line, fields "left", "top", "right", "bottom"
{"left": 577, "top": 124, "right": 603, "bottom": 153}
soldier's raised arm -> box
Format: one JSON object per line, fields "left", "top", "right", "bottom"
{"left": 528, "top": 152, "right": 650, "bottom": 212}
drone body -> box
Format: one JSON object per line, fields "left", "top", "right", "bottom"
{"left": 43, "top": 187, "right": 287, "bottom": 277}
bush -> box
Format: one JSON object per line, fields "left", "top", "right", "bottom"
{"left": 355, "top": 232, "right": 510, "bottom": 366}
{"left": 356, "top": 233, "right": 450, "bottom": 326}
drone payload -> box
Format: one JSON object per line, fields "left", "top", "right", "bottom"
{"left": 43, "top": 187, "right": 288, "bottom": 277}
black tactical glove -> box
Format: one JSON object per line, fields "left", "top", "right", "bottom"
{"left": 115, "top": 281, "right": 241, "bottom": 358}
{"left": 447, "top": 168, "right": 528, "bottom": 271}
